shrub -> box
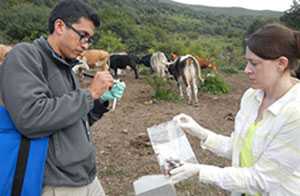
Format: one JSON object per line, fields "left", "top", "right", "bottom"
{"left": 0, "top": 3, "right": 49, "bottom": 42}
{"left": 138, "top": 64, "right": 151, "bottom": 76}
{"left": 144, "top": 75, "right": 182, "bottom": 102}
{"left": 220, "top": 65, "right": 240, "bottom": 74}
{"left": 200, "top": 73, "right": 231, "bottom": 95}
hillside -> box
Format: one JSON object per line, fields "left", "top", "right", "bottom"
{"left": 0, "top": 0, "right": 283, "bottom": 69}
{"left": 164, "top": 0, "right": 282, "bottom": 16}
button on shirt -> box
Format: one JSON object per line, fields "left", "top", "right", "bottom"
{"left": 198, "top": 83, "right": 300, "bottom": 196}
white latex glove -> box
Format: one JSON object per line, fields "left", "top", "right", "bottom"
{"left": 169, "top": 162, "right": 202, "bottom": 184}
{"left": 163, "top": 159, "right": 184, "bottom": 176}
{"left": 173, "top": 113, "right": 210, "bottom": 140}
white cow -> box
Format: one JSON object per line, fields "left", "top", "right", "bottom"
{"left": 150, "top": 52, "right": 169, "bottom": 78}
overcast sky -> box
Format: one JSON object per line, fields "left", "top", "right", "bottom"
{"left": 172, "top": 0, "right": 293, "bottom": 12}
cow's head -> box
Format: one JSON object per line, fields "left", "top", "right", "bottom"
{"left": 170, "top": 52, "right": 178, "bottom": 61}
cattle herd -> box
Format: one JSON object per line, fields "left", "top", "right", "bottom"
{"left": 0, "top": 44, "right": 218, "bottom": 104}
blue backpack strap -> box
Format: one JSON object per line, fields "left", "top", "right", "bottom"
{"left": 11, "top": 136, "right": 30, "bottom": 196}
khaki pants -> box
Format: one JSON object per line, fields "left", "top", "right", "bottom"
{"left": 42, "top": 177, "right": 106, "bottom": 196}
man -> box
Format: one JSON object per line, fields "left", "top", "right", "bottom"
{"left": 0, "top": 0, "right": 125, "bottom": 195}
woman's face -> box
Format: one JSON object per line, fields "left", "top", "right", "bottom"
{"left": 244, "top": 47, "right": 282, "bottom": 90}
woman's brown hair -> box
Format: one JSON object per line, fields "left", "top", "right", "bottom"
{"left": 246, "top": 23, "right": 300, "bottom": 70}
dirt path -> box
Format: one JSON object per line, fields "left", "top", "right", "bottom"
{"left": 90, "top": 71, "right": 249, "bottom": 196}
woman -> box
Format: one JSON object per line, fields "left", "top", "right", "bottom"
{"left": 170, "top": 23, "right": 300, "bottom": 196}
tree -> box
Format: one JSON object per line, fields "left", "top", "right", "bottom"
{"left": 94, "top": 30, "right": 127, "bottom": 53}
{"left": 245, "top": 17, "right": 279, "bottom": 37}
{"left": 280, "top": 0, "right": 300, "bottom": 30}
{"left": 0, "top": 3, "right": 49, "bottom": 42}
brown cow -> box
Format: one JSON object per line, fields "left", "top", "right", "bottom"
{"left": 0, "top": 44, "right": 13, "bottom": 64}
{"left": 73, "top": 49, "right": 110, "bottom": 79}
{"left": 78, "top": 49, "right": 110, "bottom": 71}
{"left": 195, "top": 56, "right": 218, "bottom": 72}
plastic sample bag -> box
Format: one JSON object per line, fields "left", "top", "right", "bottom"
{"left": 147, "top": 119, "right": 198, "bottom": 173}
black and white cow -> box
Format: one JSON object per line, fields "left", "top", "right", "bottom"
{"left": 167, "top": 55, "right": 204, "bottom": 104}
{"left": 109, "top": 54, "right": 139, "bottom": 79}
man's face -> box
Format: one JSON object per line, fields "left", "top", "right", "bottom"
{"left": 59, "top": 17, "right": 96, "bottom": 59}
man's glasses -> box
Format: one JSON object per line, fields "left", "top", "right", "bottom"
{"left": 65, "top": 23, "right": 94, "bottom": 45}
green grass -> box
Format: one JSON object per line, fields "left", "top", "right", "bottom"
{"left": 220, "top": 65, "right": 240, "bottom": 74}
{"left": 138, "top": 64, "right": 152, "bottom": 76}
{"left": 144, "top": 75, "right": 182, "bottom": 102}
{"left": 200, "top": 73, "right": 231, "bottom": 95}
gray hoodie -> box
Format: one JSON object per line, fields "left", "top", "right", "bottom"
{"left": 0, "top": 37, "right": 109, "bottom": 186}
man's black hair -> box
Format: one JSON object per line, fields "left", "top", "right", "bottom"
{"left": 48, "top": 0, "right": 100, "bottom": 33}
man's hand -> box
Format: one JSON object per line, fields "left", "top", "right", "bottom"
{"left": 100, "top": 91, "right": 115, "bottom": 102}
{"left": 88, "top": 71, "right": 114, "bottom": 100}
{"left": 100, "top": 80, "right": 126, "bottom": 102}
{"left": 110, "top": 80, "right": 126, "bottom": 100}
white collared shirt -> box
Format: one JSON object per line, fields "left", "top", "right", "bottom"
{"left": 199, "top": 83, "right": 300, "bottom": 196}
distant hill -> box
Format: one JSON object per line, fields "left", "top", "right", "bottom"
{"left": 92, "top": 0, "right": 281, "bottom": 37}
{"left": 160, "top": 0, "right": 282, "bottom": 17}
